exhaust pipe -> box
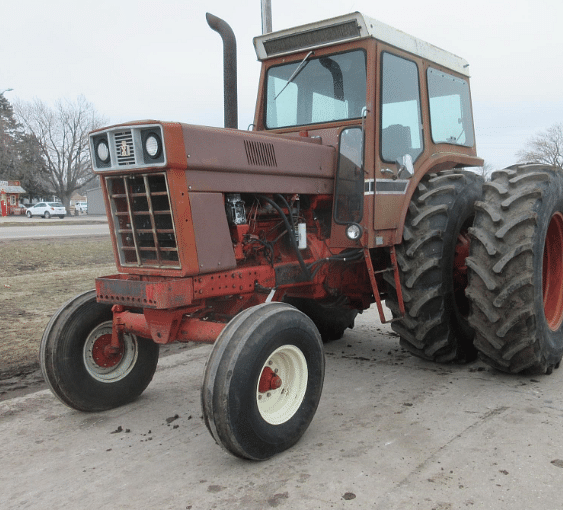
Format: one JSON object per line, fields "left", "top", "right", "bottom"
{"left": 206, "top": 13, "right": 238, "bottom": 129}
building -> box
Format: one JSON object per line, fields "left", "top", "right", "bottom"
{"left": 0, "top": 180, "right": 26, "bottom": 216}
{"left": 85, "top": 186, "right": 106, "bottom": 215}
{"left": 70, "top": 192, "right": 87, "bottom": 206}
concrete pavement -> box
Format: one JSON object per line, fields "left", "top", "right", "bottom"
{"left": 0, "top": 213, "right": 109, "bottom": 239}
{"left": 0, "top": 213, "right": 108, "bottom": 225}
{"left": 2, "top": 307, "right": 563, "bottom": 510}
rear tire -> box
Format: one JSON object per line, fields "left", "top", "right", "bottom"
{"left": 283, "top": 297, "right": 358, "bottom": 342}
{"left": 44, "top": 211, "right": 51, "bottom": 219}
{"left": 201, "top": 302, "right": 324, "bottom": 460}
{"left": 40, "top": 290, "right": 159, "bottom": 411}
{"left": 466, "top": 164, "right": 563, "bottom": 374}
{"left": 385, "top": 170, "right": 483, "bottom": 363}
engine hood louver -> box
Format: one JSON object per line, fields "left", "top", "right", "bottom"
{"left": 244, "top": 140, "right": 278, "bottom": 167}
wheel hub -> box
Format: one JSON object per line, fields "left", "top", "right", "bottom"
{"left": 453, "top": 230, "right": 471, "bottom": 317}
{"left": 453, "top": 231, "right": 470, "bottom": 290}
{"left": 83, "top": 321, "right": 139, "bottom": 383}
{"left": 91, "top": 334, "right": 124, "bottom": 368}
{"left": 543, "top": 212, "right": 563, "bottom": 331}
{"left": 256, "top": 345, "right": 308, "bottom": 426}
{"left": 258, "top": 366, "right": 282, "bottom": 393}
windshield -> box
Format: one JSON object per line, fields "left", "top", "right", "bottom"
{"left": 265, "top": 50, "right": 367, "bottom": 129}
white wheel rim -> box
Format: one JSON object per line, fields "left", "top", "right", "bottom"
{"left": 83, "top": 321, "right": 139, "bottom": 383}
{"left": 256, "top": 344, "right": 308, "bottom": 425}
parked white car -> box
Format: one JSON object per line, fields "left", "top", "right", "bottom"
{"left": 75, "top": 202, "right": 88, "bottom": 213}
{"left": 26, "top": 202, "right": 67, "bottom": 219}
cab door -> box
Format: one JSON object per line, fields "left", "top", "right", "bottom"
{"left": 374, "top": 50, "right": 424, "bottom": 234}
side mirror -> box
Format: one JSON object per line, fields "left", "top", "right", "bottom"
{"left": 334, "top": 126, "right": 365, "bottom": 232}
{"left": 395, "top": 154, "right": 414, "bottom": 179}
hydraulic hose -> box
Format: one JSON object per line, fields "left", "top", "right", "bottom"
{"left": 307, "top": 249, "right": 364, "bottom": 279}
{"left": 257, "top": 195, "right": 312, "bottom": 281}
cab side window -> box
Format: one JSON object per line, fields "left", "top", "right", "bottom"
{"left": 427, "top": 67, "right": 475, "bottom": 147}
{"left": 380, "top": 52, "right": 423, "bottom": 163}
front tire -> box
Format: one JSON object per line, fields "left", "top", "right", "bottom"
{"left": 26, "top": 211, "right": 32, "bottom": 218}
{"left": 466, "top": 164, "right": 563, "bottom": 374}
{"left": 385, "top": 170, "right": 483, "bottom": 363}
{"left": 201, "top": 302, "right": 325, "bottom": 460}
{"left": 40, "top": 290, "right": 159, "bottom": 411}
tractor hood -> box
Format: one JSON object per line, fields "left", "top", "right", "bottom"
{"left": 179, "top": 124, "right": 335, "bottom": 195}
{"left": 90, "top": 121, "right": 337, "bottom": 196}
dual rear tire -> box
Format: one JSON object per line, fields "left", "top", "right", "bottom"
{"left": 466, "top": 164, "right": 563, "bottom": 374}
{"left": 386, "top": 166, "right": 563, "bottom": 375}
{"left": 385, "top": 170, "right": 483, "bottom": 363}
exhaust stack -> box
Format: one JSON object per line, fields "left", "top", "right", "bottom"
{"left": 206, "top": 13, "right": 238, "bottom": 129}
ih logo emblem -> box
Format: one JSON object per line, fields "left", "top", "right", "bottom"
{"left": 120, "top": 140, "right": 130, "bottom": 157}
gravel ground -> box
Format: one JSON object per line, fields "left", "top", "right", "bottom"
{"left": 0, "top": 237, "right": 115, "bottom": 394}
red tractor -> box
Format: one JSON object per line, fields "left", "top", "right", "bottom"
{"left": 40, "top": 13, "right": 563, "bottom": 460}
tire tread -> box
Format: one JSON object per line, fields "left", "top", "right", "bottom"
{"left": 466, "top": 164, "right": 563, "bottom": 374}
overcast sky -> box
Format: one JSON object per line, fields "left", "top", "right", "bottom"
{"left": 2, "top": 0, "right": 562, "bottom": 169}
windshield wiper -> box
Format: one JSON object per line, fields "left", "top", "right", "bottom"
{"left": 274, "top": 51, "right": 314, "bottom": 100}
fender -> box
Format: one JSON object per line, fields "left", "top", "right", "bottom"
{"left": 390, "top": 152, "right": 484, "bottom": 245}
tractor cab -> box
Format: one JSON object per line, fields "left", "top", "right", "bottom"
{"left": 253, "top": 13, "right": 482, "bottom": 245}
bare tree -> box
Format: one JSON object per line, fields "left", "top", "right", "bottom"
{"left": 14, "top": 96, "right": 107, "bottom": 208}
{"left": 1, "top": 94, "right": 50, "bottom": 199}
{"left": 0, "top": 94, "right": 18, "bottom": 175}
{"left": 517, "top": 123, "right": 563, "bottom": 169}
{"left": 473, "top": 161, "right": 493, "bottom": 181}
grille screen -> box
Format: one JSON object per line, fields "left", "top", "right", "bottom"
{"left": 263, "top": 21, "right": 361, "bottom": 56}
{"left": 114, "top": 130, "right": 135, "bottom": 166}
{"left": 106, "top": 173, "right": 179, "bottom": 268}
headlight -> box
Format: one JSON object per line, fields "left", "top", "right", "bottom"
{"left": 144, "top": 133, "right": 162, "bottom": 159}
{"left": 345, "top": 223, "right": 363, "bottom": 241}
{"left": 96, "top": 139, "right": 110, "bottom": 163}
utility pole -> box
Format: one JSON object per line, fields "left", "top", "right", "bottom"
{"left": 261, "top": 0, "right": 272, "bottom": 34}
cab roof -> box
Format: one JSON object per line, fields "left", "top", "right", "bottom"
{"left": 253, "top": 12, "right": 470, "bottom": 77}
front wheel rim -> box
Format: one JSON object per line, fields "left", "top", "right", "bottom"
{"left": 83, "top": 321, "right": 139, "bottom": 382}
{"left": 543, "top": 212, "right": 563, "bottom": 331}
{"left": 256, "top": 345, "right": 308, "bottom": 425}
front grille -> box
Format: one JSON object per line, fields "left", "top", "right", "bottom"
{"left": 106, "top": 173, "right": 180, "bottom": 269}
{"left": 114, "top": 130, "right": 135, "bottom": 166}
